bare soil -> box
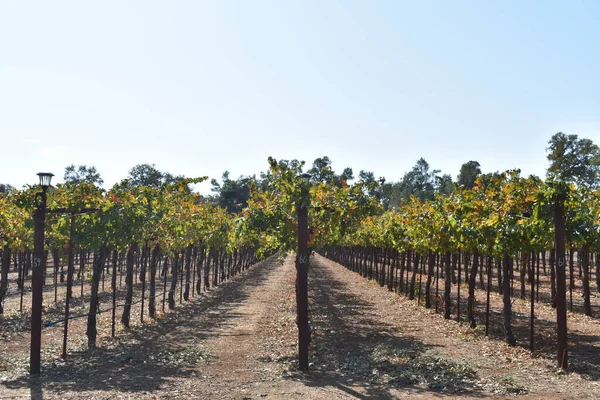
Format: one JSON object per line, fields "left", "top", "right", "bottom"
{"left": 1, "top": 254, "right": 599, "bottom": 399}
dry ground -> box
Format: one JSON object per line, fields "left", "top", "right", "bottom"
{"left": 1, "top": 253, "right": 599, "bottom": 399}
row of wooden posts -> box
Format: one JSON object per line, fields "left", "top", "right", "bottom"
{"left": 0, "top": 243, "right": 263, "bottom": 372}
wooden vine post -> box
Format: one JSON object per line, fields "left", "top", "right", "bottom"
{"left": 554, "top": 191, "right": 568, "bottom": 371}
{"left": 296, "top": 173, "right": 311, "bottom": 371}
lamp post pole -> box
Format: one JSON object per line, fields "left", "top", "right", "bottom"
{"left": 30, "top": 172, "right": 53, "bottom": 374}
{"left": 296, "top": 173, "right": 311, "bottom": 371}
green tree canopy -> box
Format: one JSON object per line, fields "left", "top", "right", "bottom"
{"left": 127, "top": 163, "right": 185, "bottom": 188}
{"left": 308, "top": 156, "right": 335, "bottom": 184}
{"left": 127, "top": 164, "right": 164, "bottom": 187}
{"left": 397, "top": 158, "right": 439, "bottom": 203}
{"left": 211, "top": 171, "right": 255, "bottom": 213}
{"left": 436, "top": 173, "right": 455, "bottom": 195}
{"left": 457, "top": 160, "right": 481, "bottom": 189}
{"left": 308, "top": 156, "right": 353, "bottom": 187}
{"left": 0, "top": 184, "right": 15, "bottom": 194}
{"left": 64, "top": 164, "right": 104, "bottom": 186}
{"left": 547, "top": 132, "right": 600, "bottom": 188}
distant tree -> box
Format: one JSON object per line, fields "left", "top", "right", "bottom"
{"left": 358, "top": 170, "right": 376, "bottom": 185}
{"left": 340, "top": 167, "right": 354, "bottom": 184}
{"left": 308, "top": 156, "right": 336, "bottom": 184}
{"left": 436, "top": 173, "right": 455, "bottom": 195}
{"left": 308, "top": 156, "right": 353, "bottom": 187}
{"left": 0, "top": 183, "right": 14, "bottom": 194}
{"left": 127, "top": 164, "right": 165, "bottom": 187}
{"left": 398, "top": 158, "right": 439, "bottom": 203}
{"left": 64, "top": 164, "right": 104, "bottom": 186}
{"left": 457, "top": 161, "right": 481, "bottom": 189}
{"left": 162, "top": 172, "right": 186, "bottom": 185}
{"left": 126, "top": 164, "right": 190, "bottom": 191}
{"left": 547, "top": 132, "right": 600, "bottom": 188}
{"left": 380, "top": 181, "right": 395, "bottom": 209}
{"left": 384, "top": 158, "right": 453, "bottom": 208}
{"left": 278, "top": 158, "right": 304, "bottom": 172}
{"left": 211, "top": 171, "right": 255, "bottom": 213}
{"left": 358, "top": 170, "right": 385, "bottom": 203}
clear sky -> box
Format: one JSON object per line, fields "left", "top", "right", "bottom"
{"left": 1, "top": 1, "right": 599, "bottom": 193}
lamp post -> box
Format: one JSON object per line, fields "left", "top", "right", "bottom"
{"left": 296, "top": 172, "right": 311, "bottom": 371}
{"left": 31, "top": 172, "right": 53, "bottom": 374}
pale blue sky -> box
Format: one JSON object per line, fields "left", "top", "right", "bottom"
{"left": 1, "top": 1, "right": 599, "bottom": 193}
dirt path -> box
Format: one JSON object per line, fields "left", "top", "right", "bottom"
{"left": 1, "top": 253, "right": 599, "bottom": 399}
{"left": 0, "top": 255, "right": 330, "bottom": 399}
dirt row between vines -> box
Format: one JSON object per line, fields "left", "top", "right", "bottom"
{"left": 1, "top": 253, "right": 599, "bottom": 399}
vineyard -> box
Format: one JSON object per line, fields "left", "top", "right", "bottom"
{"left": 243, "top": 159, "right": 600, "bottom": 374}
{"left": 1, "top": 155, "right": 600, "bottom": 397}
{"left": 315, "top": 172, "right": 600, "bottom": 353}
{"left": 0, "top": 178, "right": 269, "bottom": 375}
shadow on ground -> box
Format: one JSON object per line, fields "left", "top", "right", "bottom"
{"left": 437, "top": 276, "right": 600, "bottom": 382}
{"left": 314, "top": 253, "right": 600, "bottom": 391}
{"left": 2, "top": 255, "right": 280, "bottom": 397}
{"left": 287, "top": 255, "right": 486, "bottom": 399}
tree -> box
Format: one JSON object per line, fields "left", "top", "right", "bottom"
{"left": 397, "top": 158, "right": 439, "bottom": 203}
{"left": 436, "top": 174, "right": 455, "bottom": 195}
{"left": 0, "top": 184, "right": 14, "bottom": 194}
{"left": 358, "top": 170, "right": 376, "bottom": 185}
{"left": 457, "top": 161, "right": 481, "bottom": 189}
{"left": 64, "top": 165, "right": 104, "bottom": 186}
{"left": 547, "top": 132, "right": 600, "bottom": 188}
{"left": 211, "top": 171, "right": 255, "bottom": 213}
{"left": 127, "top": 164, "right": 163, "bottom": 187}
{"left": 126, "top": 164, "right": 186, "bottom": 188}
{"left": 308, "top": 156, "right": 335, "bottom": 184}
{"left": 358, "top": 170, "right": 386, "bottom": 204}
{"left": 307, "top": 156, "right": 353, "bottom": 187}
{"left": 340, "top": 167, "right": 354, "bottom": 184}
{"left": 162, "top": 172, "right": 186, "bottom": 185}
